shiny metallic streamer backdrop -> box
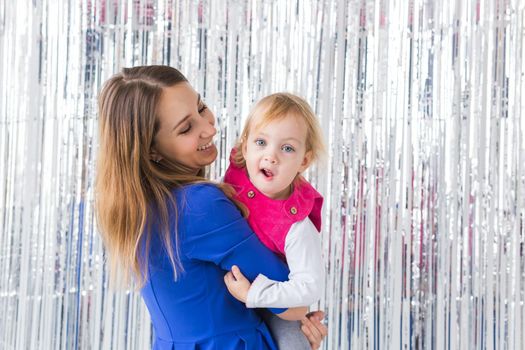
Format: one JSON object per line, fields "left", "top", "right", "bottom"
{"left": 0, "top": 0, "right": 524, "bottom": 349}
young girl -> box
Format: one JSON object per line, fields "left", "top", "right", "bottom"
{"left": 223, "top": 93, "right": 326, "bottom": 349}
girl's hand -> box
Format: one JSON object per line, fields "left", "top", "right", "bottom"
{"left": 224, "top": 265, "right": 251, "bottom": 303}
{"left": 301, "top": 310, "right": 328, "bottom": 350}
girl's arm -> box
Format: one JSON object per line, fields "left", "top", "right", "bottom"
{"left": 180, "top": 184, "right": 291, "bottom": 315}
{"left": 224, "top": 218, "right": 324, "bottom": 308}
{"left": 223, "top": 265, "right": 308, "bottom": 321}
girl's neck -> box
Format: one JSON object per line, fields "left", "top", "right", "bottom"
{"left": 266, "top": 183, "right": 293, "bottom": 200}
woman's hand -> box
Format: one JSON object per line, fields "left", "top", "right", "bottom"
{"left": 301, "top": 310, "right": 328, "bottom": 350}
{"left": 224, "top": 265, "right": 252, "bottom": 303}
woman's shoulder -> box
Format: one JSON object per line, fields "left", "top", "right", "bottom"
{"left": 174, "top": 182, "right": 227, "bottom": 202}
{"left": 172, "top": 182, "right": 245, "bottom": 235}
{"left": 172, "top": 182, "right": 236, "bottom": 217}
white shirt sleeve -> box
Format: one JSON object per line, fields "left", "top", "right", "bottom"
{"left": 246, "top": 218, "right": 325, "bottom": 308}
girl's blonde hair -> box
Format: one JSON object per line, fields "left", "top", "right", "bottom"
{"left": 233, "top": 92, "right": 326, "bottom": 168}
{"left": 96, "top": 65, "right": 239, "bottom": 288}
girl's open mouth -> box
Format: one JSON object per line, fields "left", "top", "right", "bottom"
{"left": 261, "top": 168, "right": 274, "bottom": 178}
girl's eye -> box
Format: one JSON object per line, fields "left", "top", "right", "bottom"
{"left": 255, "top": 139, "right": 266, "bottom": 146}
{"left": 198, "top": 103, "right": 207, "bottom": 114}
{"left": 282, "top": 145, "right": 295, "bottom": 153}
{"left": 180, "top": 123, "right": 192, "bottom": 134}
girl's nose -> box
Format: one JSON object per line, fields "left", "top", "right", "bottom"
{"left": 264, "top": 154, "right": 277, "bottom": 164}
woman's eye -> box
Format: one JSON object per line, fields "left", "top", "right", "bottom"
{"left": 255, "top": 139, "right": 266, "bottom": 146}
{"left": 198, "top": 103, "right": 207, "bottom": 114}
{"left": 282, "top": 145, "right": 295, "bottom": 153}
{"left": 180, "top": 123, "right": 192, "bottom": 134}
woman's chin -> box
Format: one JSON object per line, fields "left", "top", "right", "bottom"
{"left": 199, "top": 144, "right": 218, "bottom": 166}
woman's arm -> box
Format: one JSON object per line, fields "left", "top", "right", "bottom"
{"left": 180, "top": 184, "right": 291, "bottom": 314}
{"left": 276, "top": 306, "right": 308, "bottom": 320}
{"left": 224, "top": 219, "right": 324, "bottom": 308}
{"left": 223, "top": 266, "right": 308, "bottom": 321}
{"left": 247, "top": 219, "right": 323, "bottom": 307}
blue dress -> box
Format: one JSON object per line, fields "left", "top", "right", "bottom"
{"left": 140, "top": 184, "right": 290, "bottom": 350}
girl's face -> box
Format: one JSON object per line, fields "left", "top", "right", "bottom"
{"left": 243, "top": 114, "right": 312, "bottom": 199}
{"left": 151, "top": 83, "right": 217, "bottom": 170}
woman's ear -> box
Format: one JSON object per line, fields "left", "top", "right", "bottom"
{"left": 298, "top": 151, "right": 313, "bottom": 173}
{"left": 150, "top": 147, "right": 163, "bottom": 163}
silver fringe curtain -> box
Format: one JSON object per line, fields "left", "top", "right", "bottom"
{"left": 1, "top": 0, "right": 524, "bottom": 349}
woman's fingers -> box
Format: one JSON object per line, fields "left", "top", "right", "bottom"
{"left": 301, "top": 317, "right": 321, "bottom": 341}
{"left": 307, "top": 311, "right": 327, "bottom": 336}
{"left": 306, "top": 310, "right": 324, "bottom": 322}
{"left": 301, "top": 318, "right": 321, "bottom": 349}
{"left": 301, "top": 320, "right": 321, "bottom": 349}
{"left": 301, "top": 311, "right": 328, "bottom": 349}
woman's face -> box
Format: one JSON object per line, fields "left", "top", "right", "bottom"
{"left": 151, "top": 82, "right": 217, "bottom": 170}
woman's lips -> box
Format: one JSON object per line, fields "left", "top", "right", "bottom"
{"left": 197, "top": 141, "right": 214, "bottom": 151}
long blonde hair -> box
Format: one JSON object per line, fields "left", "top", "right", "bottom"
{"left": 96, "top": 65, "right": 236, "bottom": 288}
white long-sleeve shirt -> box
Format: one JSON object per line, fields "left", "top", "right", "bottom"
{"left": 246, "top": 218, "right": 324, "bottom": 308}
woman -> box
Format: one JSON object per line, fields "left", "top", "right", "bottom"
{"left": 95, "top": 65, "right": 327, "bottom": 349}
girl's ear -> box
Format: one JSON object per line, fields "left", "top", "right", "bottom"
{"left": 241, "top": 139, "right": 248, "bottom": 155}
{"left": 298, "top": 151, "right": 313, "bottom": 173}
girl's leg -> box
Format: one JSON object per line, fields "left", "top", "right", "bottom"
{"left": 258, "top": 309, "right": 310, "bottom": 350}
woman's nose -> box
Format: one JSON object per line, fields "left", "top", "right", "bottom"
{"left": 202, "top": 123, "right": 216, "bottom": 138}
{"left": 200, "top": 115, "right": 216, "bottom": 137}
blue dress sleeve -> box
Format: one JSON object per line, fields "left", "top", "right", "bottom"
{"left": 177, "top": 184, "right": 290, "bottom": 314}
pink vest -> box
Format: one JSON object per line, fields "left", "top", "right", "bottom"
{"left": 224, "top": 150, "right": 323, "bottom": 260}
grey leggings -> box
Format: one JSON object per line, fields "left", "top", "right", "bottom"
{"left": 258, "top": 309, "right": 311, "bottom": 350}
